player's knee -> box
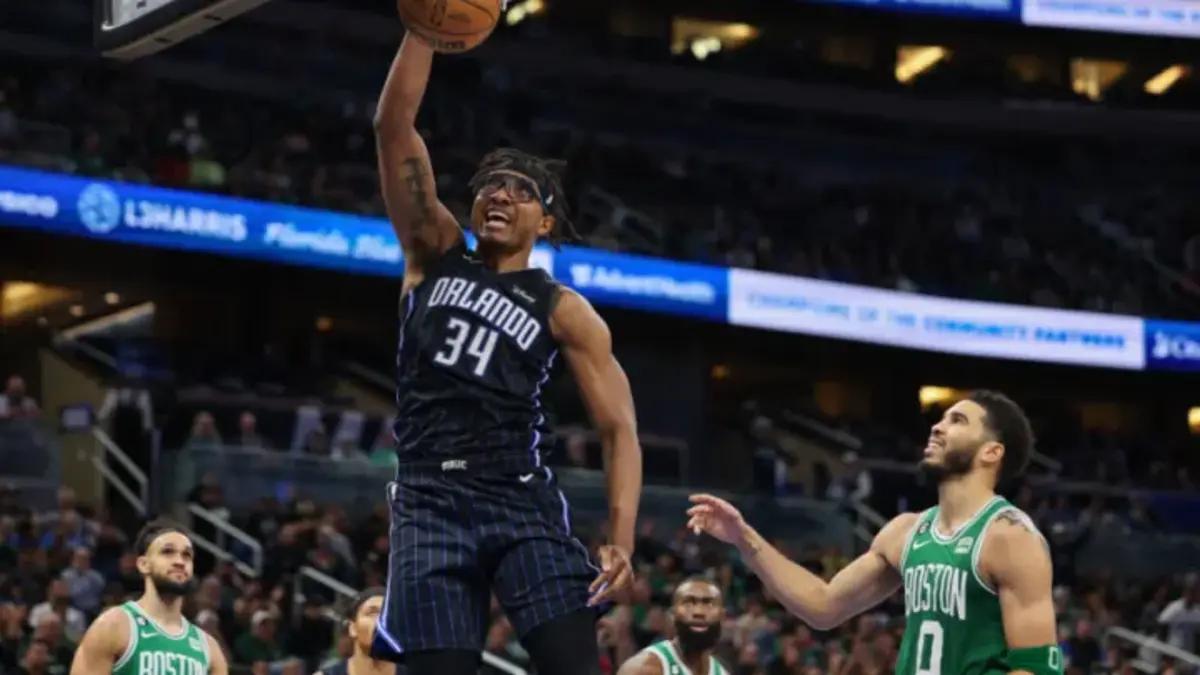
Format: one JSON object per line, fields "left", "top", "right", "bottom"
{"left": 523, "top": 609, "right": 602, "bottom": 675}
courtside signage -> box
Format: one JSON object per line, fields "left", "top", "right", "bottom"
{"left": 728, "top": 269, "right": 1146, "bottom": 369}
{"left": 554, "top": 246, "right": 728, "bottom": 321}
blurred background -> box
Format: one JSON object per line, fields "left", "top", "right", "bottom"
{"left": 1, "top": 0, "right": 1200, "bottom": 673}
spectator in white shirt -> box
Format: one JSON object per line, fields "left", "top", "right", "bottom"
{"left": 1157, "top": 581, "right": 1200, "bottom": 653}
{"left": 28, "top": 579, "right": 86, "bottom": 644}
{"left": 60, "top": 548, "right": 105, "bottom": 618}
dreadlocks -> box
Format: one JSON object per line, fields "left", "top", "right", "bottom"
{"left": 469, "top": 147, "right": 580, "bottom": 248}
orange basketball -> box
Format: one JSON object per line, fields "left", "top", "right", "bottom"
{"left": 396, "top": 0, "right": 502, "bottom": 54}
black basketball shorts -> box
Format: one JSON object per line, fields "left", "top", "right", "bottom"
{"left": 370, "top": 456, "right": 600, "bottom": 659}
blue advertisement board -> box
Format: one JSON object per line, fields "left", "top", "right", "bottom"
{"left": 1145, "top": 319, "right": 1200, "bottom": 372}
{"left": 5, "top": 163, "right": 1200, "bottom": 372}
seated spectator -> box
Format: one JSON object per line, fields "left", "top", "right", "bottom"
{"left": 59, "top": 548, "right": 105, "bottom": 618}
{"left": 184, "top": 411, "right": 223, "bottom": 452}
{"left": 236, "top": 411, "right": 270, "bottom": 452}
{"left": 16, "top": 638, "right": 53, "bottom": 675}
{"left": 235, "top": 609, "right": 285, "bottom": 664}
{"left": 28, "top": 580, "right": 86, "bottom": 643}
{"left": 0, "top": 376, "right": 39, "bottom": 420}
{"left": 24, "top": 612, "right": 74, "bottom": 675}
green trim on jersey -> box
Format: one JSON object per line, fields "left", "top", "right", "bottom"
{"left": 113, "top": 602, "right": 210, "bottom": 675}
{"left": 644, "top": 640, "right": 729, "bottom": 675}
{"left": 895, "top": 497, "right": 1042, "bottom": 675}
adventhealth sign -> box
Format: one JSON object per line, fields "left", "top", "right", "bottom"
{"left": 0, "top": 164, "right": 1190, "bottom": 372}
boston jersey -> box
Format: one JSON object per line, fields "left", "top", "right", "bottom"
{"left": 393, "top": 243, "right": 561, "bottom": 463}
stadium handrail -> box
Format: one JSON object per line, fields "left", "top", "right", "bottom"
{"left": 91, "top": 427, "right": 148, "bottom": 516}
{"left": 1105, "top": 626, "right": 1200, "bottom": 672}
{"left": 294, "top": 567, "right": 529, "bottom": 675}
{"left": 187, "top": 503, "right": 263, "bottom": 576}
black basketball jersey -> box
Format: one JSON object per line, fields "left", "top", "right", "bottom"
{"left": 393, "top": 243, "right": 561, "bottom": 463}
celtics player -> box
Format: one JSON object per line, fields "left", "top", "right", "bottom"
{"left": 687, "top": 391, "right": 1062, "bottom": 675}
{"left": 617, "top": 578, "right": 729, "bottom": 675}
{"left": 71, "top": 521, "right": 228, "bottom": 675}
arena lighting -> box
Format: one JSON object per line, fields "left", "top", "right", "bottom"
{"left": 1071, "top": 58, "right": 1127, "bottom": 102}
{"left": 1145, "top": 65, "right": 1190, "bottom": 95}
{"left": 505, "top": 0, "right": 544, "bottom": 26}
{"left": 691, "top": 37, "right": 723, "bottom": 61}
{"left": 104, "top": 292, "right": 121, "bottom": 305}
{"left": 69, "top": 305, "right": 85, "bottom": 318}
{"left": 895, "top": 46, "right": 948, "bottom": 84}
{"left": 918, "top": 386, "right": 960, "bottom": 410}
{"left": 1189, "top": 407, "right": 1200, "bottom": 434}
{"left": 315, "top": 316, "right": 333, "bottom": 332}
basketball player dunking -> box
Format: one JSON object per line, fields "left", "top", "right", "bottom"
{"left": 369, "top": 32, "right": 642, "bottom": 675}
{"left": 70, "top": 522, "right": 229, "bottom": 675}
{"left": 688, "top": 391, "right": 1063, "bottom": 675}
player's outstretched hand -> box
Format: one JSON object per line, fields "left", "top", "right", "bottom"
{"left": 588, "top": 545, "right": 634, "bottom": 607}
{"left": 687, "top": 493, "right": 748, "bottom": 546}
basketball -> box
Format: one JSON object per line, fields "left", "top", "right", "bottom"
{"left": 396, "top": 0, "right": 502, "bottom": 54}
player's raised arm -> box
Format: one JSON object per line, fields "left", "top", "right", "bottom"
{"left": 980, "top": 515, "right": 1061, "bottom": 675}
{"left": 69, "top": 607, "right": 128, "bottom": 675}
{"left": 374, "top": 33, "right": 462, "bottom": 289}
{"left": 551, "top": 289, "right": 641, "bottom": 606}
{"left": 688, "top": 494, "right": 916, "bottom": 630}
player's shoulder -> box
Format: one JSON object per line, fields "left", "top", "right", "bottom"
{"left": 617, "top": 648, "right": 664, "bottom": 675}
{"left": 984, "top": 506, "right": 1047, "bottom": 552}
{"left": 549, "top": 286, "right": 608, "bottom": 341}
{"left": 871, "top": 511, "right": 925, "bottom": 565}
{"left": 81, "top": 604, "right": 133, "bottom": 650}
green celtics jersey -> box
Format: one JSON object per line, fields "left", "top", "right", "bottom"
{"left": 640, "top": 640, "right": 729, "bottom": 675}
{"left": 113, "top": 602, "right": 211, "bottom": 675}
{"left": 895, "top": 496, "right": 1044, "bottom": 675}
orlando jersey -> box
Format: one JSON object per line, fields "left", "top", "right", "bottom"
{"left": 393, "top": 243, "right": 561, "bottom": 463}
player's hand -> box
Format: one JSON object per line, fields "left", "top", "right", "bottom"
{"left": 588, "top": 544, "right": 634, "bottom": 607}
{"left": 687, "top": 493, "right": 749, "bottom": 546}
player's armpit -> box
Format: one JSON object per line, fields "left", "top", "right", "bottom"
{"left": 615, "top": 652, "right": 662, "bottom": 675}
{"left": 69, "top": 607, "right": 129, "bottom": 675}
{"left": 980, "top": 517, "right": 1057, "bottom": 652}
{"left": 204, "top": 633, "right": 229, "bottom": 675}
{"left": 551, "top": 289, "right": 641, "bottom": 556}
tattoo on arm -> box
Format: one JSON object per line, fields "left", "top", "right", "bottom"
{"left": 996, "top": 511, "right": 1050, "bottom": 552}
{"left": 400, "top": 157, "right": 435, "bottom": 236}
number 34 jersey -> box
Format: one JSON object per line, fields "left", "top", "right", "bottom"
{"left": 393, "top": 243, "right": 562, "bottom": 464}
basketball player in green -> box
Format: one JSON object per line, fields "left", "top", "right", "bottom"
{"left": 70, "top": 522, "right": 228, "bottom": 675}
{"left": 617, "top": 578, "right": 729, "bottom": 675}
{"left": 687, "top": 391, "right": 1062, "bottom": 675}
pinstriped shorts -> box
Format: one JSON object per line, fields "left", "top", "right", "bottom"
{"left": 370, "top": 464, "right": 600, "bottom": 659}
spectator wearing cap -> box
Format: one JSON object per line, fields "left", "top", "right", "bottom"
{"left": 28, "top": 580, "right": 85, "bottom": 643}
{"left": 235, "top": 609, "right": 284, "bottom": 664}
{"left": 0, "top": 376, "right": 39, "bottom": 420}
{"left": 59, "top": 548, "right": 105, "bottom": 618}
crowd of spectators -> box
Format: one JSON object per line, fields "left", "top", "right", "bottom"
{"left": 2, "top": 9, "right": 1200, "bottom": 319}
{"left": 2, "top": 483, "right": 1198, "bottom": 675}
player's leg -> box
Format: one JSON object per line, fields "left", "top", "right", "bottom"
{"left": 481, "top": 471, "right": 604, "bottom": 675}
{"left": 371, "top": 475, "right": 490, "bottom": 671}
{"left": 521, "top": 608, "right": 603, "bottom": 675}
{"left": 403, "top": 650, "right": 481, "bottom": 675}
